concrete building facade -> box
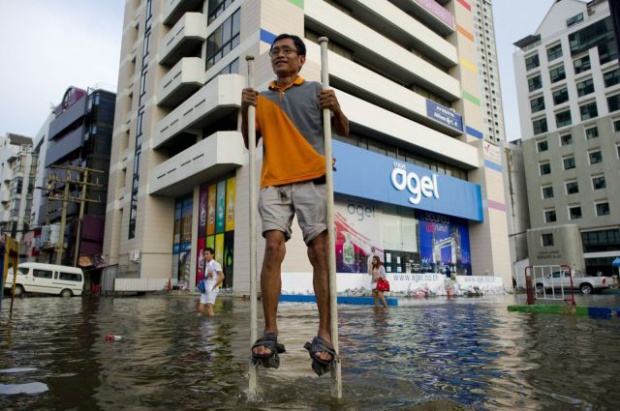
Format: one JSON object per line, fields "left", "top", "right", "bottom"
{"left": 103, "top": 0, "right": 512, "bottom": 293}
{"left": 514, "top": 0, "right": 620, "bottom": 275}
{"left": 0, "top": 133, "right": 34, "bottom": 240}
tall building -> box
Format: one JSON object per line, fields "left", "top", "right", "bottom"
{"left": 104, "top": 0, "right": 512, "bottom": 293}
{"left": 473, "top": 0, "right": 506, "bottom": 143}
{"left": 38, "top": 86, "right": 116, "bottom": 266}
{"left": 0, "top": 133, "right": 34, "bottom": 239}
{"left": 514, "top": 0, "right": 620, "bottom": 275}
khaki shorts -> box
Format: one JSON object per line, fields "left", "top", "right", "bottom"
{"left": 258, "top": 179, "right": 327, "bottom": 244}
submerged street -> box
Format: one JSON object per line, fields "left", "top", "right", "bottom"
{"left": 1, "top": 294, "right": 620, "bottom": 410}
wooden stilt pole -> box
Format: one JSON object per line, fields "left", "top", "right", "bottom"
{"left": 318, "top": 36, "right": 343, "bottom": 400}
{"left": 245, "top": 55, "right": 259, "bottom": 401}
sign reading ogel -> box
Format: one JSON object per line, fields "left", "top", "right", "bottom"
{"left": 390, "top": 162, "right": 439, "bottom": 204}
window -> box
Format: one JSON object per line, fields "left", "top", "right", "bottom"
{"left": 596, "top": 202, "right": 610, "bottom": 216}
{"left": 585, "top": 126, "right": 599, "bottom": 139}
{"left": 573, "top": 55, "right": 591, "bottom": 74}
{"left": 542, "top": 185, "right": 554, "bottom": 199}
{"left": 33, "top": 269, "right": 53, "bottom": 279}
{"left": 563, "top": 157, "right": 576, "bottom": 170}
{"left": 537, "top": 140, "right": 548, "bottom": 152}
{"left": 553, "top": 87, "right": 569, "bottom": 105}
{"left": 549, "top": 65, "right": 566, "bottom": 83}
{"left": 566, "top": 180, "right": 579, "bottom": 194}
{"left": 208, "top": 0, "right": 235, "bottom": 23}
{"left": 533, "top": 117, "right": 548, "bottom": 134}
{"left": 530, "top": 96, "right": 545, "bottom": 113}
{"left": 206, "top": 8, "right": 241, "bottom": 71}
{"left": 544, "top": 209, "right": 557, "bottom": 223}
{"left": 218, "top": 58, "right": 239, "bottom": 75}
{"left": 539, "top": 162, "right": 551, "bottom": 175}
{"left": 607, "top": 94, "right": 620, "bottom": 112}
{"left": 555, "top": 110, "right": 572, "bottom": 127}
{"left": 59, "top": 272, "right": 82, "bottom": 282}
{"left": 589, "top": 150, "right": 603, "bottom": 164}
{"left": 604, "top": 68, "right": 620, "bottom": 87}
{"left": 566, "top": 13, "right": 584, "bottom": 27}
{"left": 547, "top": 43, "right": 563, "bottom": 61}
{"left": 592, "top": 175, "right": 606, "bottom": 190}
{"left": 542, "top": 233, "right": 554, "bottom": 247}
{"left": 525, "top": 53, "right": 540, "bottom": 71}
{"left": 580, "top": 101, "right": 598, "bottom": 120}
{"left": 576, "top": 78, "right": 594, "bottom": 97}
{"left": 569, "top": 205, "right": 582, "bottom": 220}
{"left": 528, "top": 75, "right": 542, "bottom": 92}
{"left": 582, "top": 229, "right": 620, "bottom": 252}
{"left": 560, "top": 134, "right": 572, "bottom": 146}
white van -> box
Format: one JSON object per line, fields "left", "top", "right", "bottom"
{"left": 3, "top": 262, "right": 84, "bottom": 297}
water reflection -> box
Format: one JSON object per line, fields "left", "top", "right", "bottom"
{"left": 1, "top": 295, "right": 619, "bottom": 410}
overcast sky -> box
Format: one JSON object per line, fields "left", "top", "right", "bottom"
{"left": 1, "top": 0, "right": 558, "bottom": 141}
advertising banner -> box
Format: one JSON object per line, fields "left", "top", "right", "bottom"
{"left": 216, "top": 181, "right": 226, "bottom": 233}
{"left": 215, "top": 233, "right": 224, "bottom": 264}
{"left": 426, "top": 100, "right": 463, "bottom": 131}
{"left": 196, "top": 237, "right": 205, "bottom": 284}
{"left": 199, "top": 185, "right": 208, "bottom": 238}
{"left": 418, "top": 212, "right": 471, "bottom": 276}
{"left": 225, "top": 177, "right": 236, "bottom": 231}
{"left": 207, "top": 185, "right": 216, "bottom": 235}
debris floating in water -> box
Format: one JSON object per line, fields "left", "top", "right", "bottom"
{"left": 105, "top": 334, "right": 123, "bottom": 342}
{"left": 0, "top": 367, "right": 38, "bottom": 374}
{"left": 0, "top": 382, "right": 49, "bottom": 395}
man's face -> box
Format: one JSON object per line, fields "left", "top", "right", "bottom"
{"left": 204, "top": 250, "right": 213, "bottom": 261}
{"left": 270, "top": 38, "right": 305, "bottom": 78}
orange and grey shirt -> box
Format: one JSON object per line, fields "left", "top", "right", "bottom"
{"left": 256, "top": 76, "right": 325, "bottom": 187}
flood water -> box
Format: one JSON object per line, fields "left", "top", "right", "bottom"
{"left": 1, "top": 294, "right": 620, "bottom": 410}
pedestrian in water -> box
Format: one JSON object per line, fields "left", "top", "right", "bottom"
{"left": 198, "top": 247, "right": 224, "bottom": 317}
{"left": 241, "top": 33, "right": 349, "bottom": 375}
{"left": 371, "top": 256, "right": 389, "bottom": 309}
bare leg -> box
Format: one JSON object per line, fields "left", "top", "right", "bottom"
{"left": 253, "top": 230, "right": 286, "bottom": 356}
{"left": 379, "top": 291, "right": 388, "bottom": 308}
{"left": 206, "top": 304, "right": 215, "bottom": 317}
{"left": 307, "top": 231, "right": 332, "bottom": 362}
{"left": 372, "top": 290, "right": 379, "bottom": 307}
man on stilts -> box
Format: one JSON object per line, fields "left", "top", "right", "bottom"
{"left": 241, "top": 34, "right": 349, "bottom": 375}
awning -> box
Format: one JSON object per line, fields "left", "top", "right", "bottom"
{"left": 612, "top": 257, "right": 620, "bottom": 267}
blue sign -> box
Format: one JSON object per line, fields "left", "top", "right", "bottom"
{"left": 426, "top": 100, "right": 463, "bottom": 131}
{"left": 333, "top": 141, "right": 483, "bottom": 222}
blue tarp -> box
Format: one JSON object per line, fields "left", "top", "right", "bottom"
{"left": 612, "top": 257, "right": 620, "bottom": 267}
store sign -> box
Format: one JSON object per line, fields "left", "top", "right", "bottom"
{"left": 426, "top": 100, "right": 463, "bottom": 131}
{"left": 333, "top": 141, "right": 483, "bottom": 222}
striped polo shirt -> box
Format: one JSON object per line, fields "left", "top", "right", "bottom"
{"left": 256, "top": 76, "right": 325, "bottom": 187}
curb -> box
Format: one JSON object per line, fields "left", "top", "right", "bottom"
{"left": 280, "top": 294, "right": 399, "bottom": 306}
{"left": 508, "top": 304, "right": 620, "bottom": 319}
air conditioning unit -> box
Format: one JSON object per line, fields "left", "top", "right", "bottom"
{"left": 129, "top": 249, "right": 141, "bottom": 263}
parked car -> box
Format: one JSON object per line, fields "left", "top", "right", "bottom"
{"left": 536, "top": 270, "right": 610, "bottom": 295}
{"left": 3, "top": 262, "right": 84, "bottom": 297}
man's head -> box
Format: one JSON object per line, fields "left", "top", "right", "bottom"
{"left": 270, "top": 34, "right": 306, "bottom": 78}
{"left": 204, "top": 247, "right": 215, "bottom": 261}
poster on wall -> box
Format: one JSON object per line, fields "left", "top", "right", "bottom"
{"left": 224, "top": 231, "right": 234, "bottom": 288}
{"left": 178, "top": 242, "right": 192, "bottom": 286}
{"left": 225, "top": 177, "right": 236, "bottom": 231}
{"left": 207, "top": 185, "right": 216, "bottom": 235}
{"left": 206, "top": 235, "right": 215, "bottom": 251}
{"left": 199, "top": 185, "right": 208, "bottom": 238}
{"left": 196, "top": 237, "right": 205, "bottom": 284}
{"left": 174, "top": 202, "right": 182, "bottom": 244}
{"left": 216, "top": 181, "right": 226, "bottom": 233}
{"left": 172, "top": 243, "right": 180, "bottom": 286}
{"left": 181, "top": 198, "right": 193, "bottom": 243}
{"left": 418, "top": 212, "right": 472, "bottom": 276}
{"left": 215, "top": 233, "right": 224, "bottom": 264}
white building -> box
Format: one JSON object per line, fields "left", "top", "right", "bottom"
{"left": 103, "top": 0, "right": 512, "bottom": 293}
{"left": 513, "top": 0, "right": 620, "bottom": 275}
{"left": 0, "top": 133, "right": 34, "bottom": 240}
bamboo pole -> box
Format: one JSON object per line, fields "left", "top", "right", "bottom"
{"left": 245, "top": 55, "right": 258, "bottom": 400}
{"left": 318, "top": 36, "right": 342, "bottom": 400}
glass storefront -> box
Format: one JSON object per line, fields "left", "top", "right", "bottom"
{"left": 335, "top": 196, "right": 472, "bottom": 276}
{"left": 196, "top": 176, "right": 236, "bottom": 288}
{"left": 172, "top": 196, "right": 193, "bottom": 287}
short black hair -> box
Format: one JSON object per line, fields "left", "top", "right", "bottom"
{"left": 205, "top": 247, "right": 215, "bottom": 255}
{"left": 271, "top": 34, "right": 306, "bottom": 56}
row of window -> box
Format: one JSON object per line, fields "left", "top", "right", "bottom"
{"left": 532, "top": 94, "right": 620, "bottom": 134}
{"left": 539, "top": 149, "right": 607, "bottom": 176}
{"left": 205, "top": 8, "right": 241, "bottom": 71}
{"left": 528, "top": 61, "right": 619, "bottom": 96}
{"left": 541, "top": 175, "right": 607, "bottom": 200}
{"left": 543, "top": 228, "right": 620, "bottom": 249}
{"left": 536, "top": 121, "right": 620, "bottom": 152}
{"left": 543, "top": 201, "right": 611, "bottom": 224}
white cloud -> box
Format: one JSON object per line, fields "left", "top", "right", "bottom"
{"left": 0, "top": 0, "right": 124, "bottom": 137}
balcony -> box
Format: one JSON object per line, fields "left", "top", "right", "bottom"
{"left": 0, "top": 210, "right": 10, "bottom": 223}
{"left": 157, "top": 57, "right": 205, "bottom": 107}
{"left": 163, "top": 0, "right": 204, "bottom": 27}
{"left": 305, "top": 0, "right": 460, "bottom": 101}
{"left": 48, "top": 94, "right": 88, "bottom": 140}
{"left": 154, "top": 74, "right": 244, "bottom": 149}
{"left": 159, "top": 12, "right": 207, "bottom": 67}
{"left": 0, "top": 188, "right": 9, "bottom": 203}
{"left": 45, "top": 125, "right": 86, "bottom": 167}
{"left": 390, "top": 0, "right": 455, "bottom": 35}
{"left": 149, "top": 131, "right": 245, "bottom": 197}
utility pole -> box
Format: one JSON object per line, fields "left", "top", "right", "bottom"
{"left": 43, "top": 165, "right": 104, "bottom": 266}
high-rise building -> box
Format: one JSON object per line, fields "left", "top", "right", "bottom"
{"left": 0, "top": 133, "right": 34, "bottom": 239}
{"left": 513, "top": 0, "right": 620, "bottom": 275}
{"left": 104, "top": 0, "right": 512, "bottom": 292}
{"left": 473, "top": 0, "right": 506, "bottom": 143}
